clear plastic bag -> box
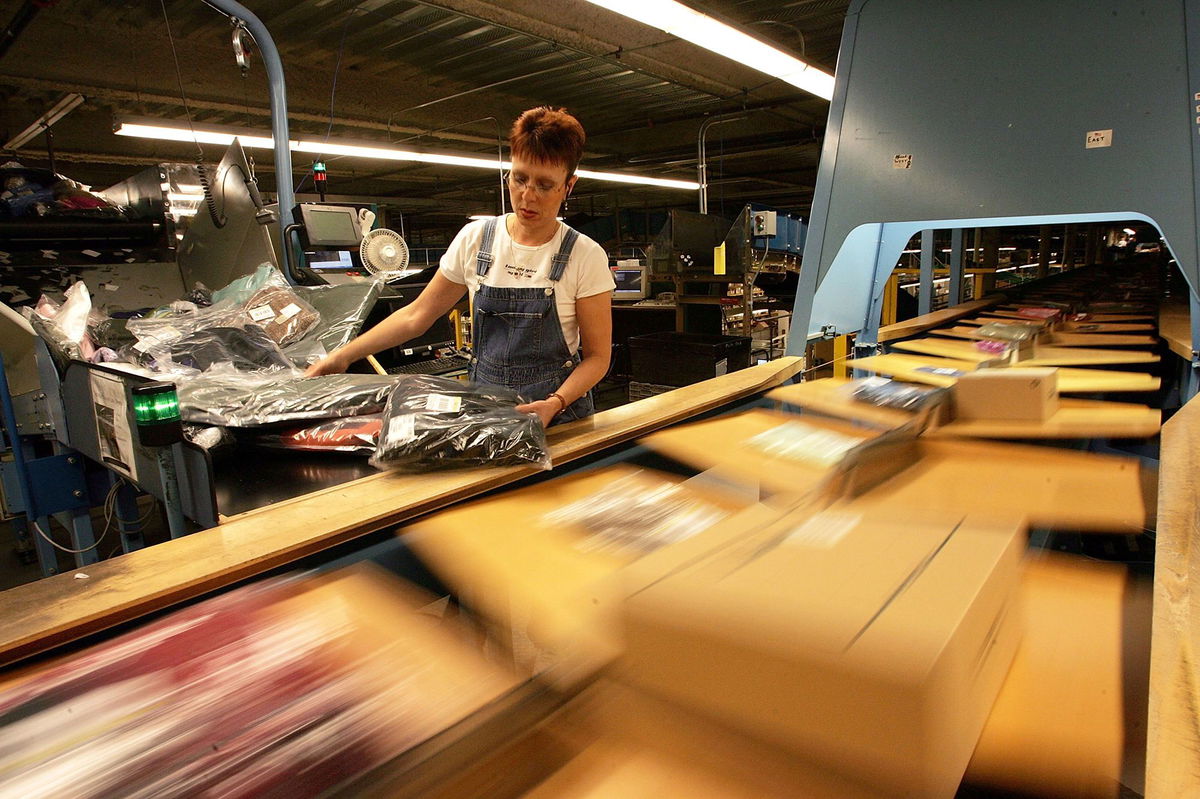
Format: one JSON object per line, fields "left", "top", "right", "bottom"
{"left": 209, "top": 263, "right": 280, "bottom": 305}
{"left": 542, "top": 472, "right": 730, "bottom": 555}
{"left": 256, "top": 415, "right": 382, "bottom": 454}
{"left": 370, "top": 375, "right": 550, "bottom": 472}
{"left": 849, "top": 376, "right": 948, "bottom": 411}
{"left": 166, "top": 325, "right": 295, "bottom": 373}
{"left": 26, "top": 282, "right": 96, "bottom": 365}
{"left": 294, "top": 280, "right": 384, "bottom": 354}
{"left": 243, "top": 283, "right": 320, "bottom": 347}
{"left": 178, "top": 371, "right": 398, "bottom": 427}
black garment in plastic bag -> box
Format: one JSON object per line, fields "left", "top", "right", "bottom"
{"left": 370, "top": 375, "right": 549, "bottom": 472}
{"left": 178, "top": 372, "right": 400, "bottom": 427}
{"left": 168, "top": 326, "right": 294, "bottom": 372}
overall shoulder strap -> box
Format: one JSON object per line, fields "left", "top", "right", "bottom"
{"left": 549, "top": 226, "right": 581, "bottom": 282}
{"left": 475, "top": 216, "right": 499, "bottom": 277}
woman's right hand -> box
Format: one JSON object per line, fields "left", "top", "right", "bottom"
{"left": 304, "top": 350, "right": 351, "bottom": 377}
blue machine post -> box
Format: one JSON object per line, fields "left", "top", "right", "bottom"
{"left": 155, "top": 447, "right": 188, "bottom": 540}
{"left": 918, "top": 229, "right": 935, "bottom": 316}
{"left": 205, "top": 0, "right": 299, "bottom": 283}
{"left": 948, "top": 229, "right": 965, "bottom": 307}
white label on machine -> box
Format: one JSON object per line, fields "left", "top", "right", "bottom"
{"left": 277, "top": 303, "right": 302, "bottom": 321}
{"left": 893, "top": 154, "right": 913, "bottom": 169}
{"left": 89, "top": 370, "right": 138, "bottom": 481}
{"left": 387, "top": 414, "right": 416, "bottom": 444}
{"left": 248, "top": 305, "right": 275, "bottom": 322}
{"left": 715, "top": 358, "right": 728, "bottom": 376}
{"left": 424, "top": 394, "right": 462, "bottom": 413}
{"left": 787, "top": 512, "right": 861, "bottom": 549}
{"left": 1085, "top": 129, "right": 1113, "bottom": 148}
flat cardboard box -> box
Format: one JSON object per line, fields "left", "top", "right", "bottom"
{"left": 965, "top": 553, "right": 1143, "bottom": 798}
{"left": 620, "top": 508, "right": 1025, "bottom": 798}
{"left": 954, "top": 367, "right": 1059, "bottom": 421}
{"left": 405, "top": 465, "right": 753, "bottom": 683}
{"left": 638, "top": 408, "right": 920, "bottom": 501}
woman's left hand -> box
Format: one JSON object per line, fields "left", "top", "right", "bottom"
{"left": 516, "top": 399, "right": 559, "bottom": 428}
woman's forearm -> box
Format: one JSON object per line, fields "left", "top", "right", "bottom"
{"left": 551, "top": 351, "right": 610, "bottom": 404}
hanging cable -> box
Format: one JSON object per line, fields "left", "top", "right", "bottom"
{"left": 159, "top": 0, "right": 204, "bottom": 162}
{"left": 297, "top": 3, "right": 358, "bottom": 194}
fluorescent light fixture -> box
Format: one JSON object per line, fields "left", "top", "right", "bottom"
{"left": 115, "top": 119, "right": 699, "bottom": 191}
{"left": 583, "top": 0, "right": 834, "bottom": 100}
{"left": 1122, "top": 227, "right": 1136, "bottom": 235}
{"left": 5, "top": 93, "right": 85, "bottom": 151}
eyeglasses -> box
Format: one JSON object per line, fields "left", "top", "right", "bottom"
{"left": 505, "top": 171, "right": 565, "bottom": 196}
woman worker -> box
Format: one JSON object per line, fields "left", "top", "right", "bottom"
{"left": 306, "top": 106, "right": 614, "bottom": 427}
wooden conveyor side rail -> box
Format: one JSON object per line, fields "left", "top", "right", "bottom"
{"left": 1146, "top": 393, "right": 1200, "bottom": 798}
{"left": 0, "top": 357, "right": 803, "bottom": 669}
{"left": 877, "top": 298, "right": 1001, "bottom": 343}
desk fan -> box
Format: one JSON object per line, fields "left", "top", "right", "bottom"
{"left": 359, "top": 227, "right": 410, "bottom": 281}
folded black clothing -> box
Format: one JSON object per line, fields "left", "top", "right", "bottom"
{"left": 169, "top": 325, "right": 294, "bottom": 372}
{"left": 178, "top": 372, "right": 400, "bottom": 427}
{"left": 370, "top": 375, "right": 549, "bottom": 472}
{"left": 87, "top": 316, "right": 137, "bottom": 352}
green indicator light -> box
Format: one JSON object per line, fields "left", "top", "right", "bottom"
{"left": 132, "top": 383, "right": 180, "bottom": 425}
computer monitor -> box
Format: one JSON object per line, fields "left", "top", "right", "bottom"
{"left": 298, "top": 204, "right": 362, "bottom": 247}
{"left": 613, "top": 262, "right": 649, "bottom": 300}
{"left": 306, "top": 249, "right": 355, "bottom": 272}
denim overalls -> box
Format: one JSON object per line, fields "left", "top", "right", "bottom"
{"left": 468, "top": 216, "right": 596, "bottom": 424}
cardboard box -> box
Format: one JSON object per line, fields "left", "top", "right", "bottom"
{"left": 953, "top": 367, "right": 1059, "bottom": 421}
{"left": 965, "top": 553, "right": 1143, "bottom": 798}
{"left": 406, "top": 465, "right": 753, "bottom": 683}
{"left": 638, "top": 409, "right": 920, "bottom": 502}
{"left": 619, "top": 508, "right": 1025, "bottom": 798}
{"left": 519, "top": 682, "right": 890, "bottom": 799}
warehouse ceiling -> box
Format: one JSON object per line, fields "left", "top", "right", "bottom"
{"left": 0, "top": 0, "right": 849, "bottom": 243}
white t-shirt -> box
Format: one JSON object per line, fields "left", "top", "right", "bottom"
{"left": 439, "top": 216, "right": 615, "bottom": 353}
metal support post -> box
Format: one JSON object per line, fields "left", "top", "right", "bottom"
{"left": 156, "top": 446, "right": 188, "bottom": 539}
{"left": 948, "top": 228, "right": 964, "bottom": 306}
{"left": 1037, "top": 225, "right": 1051, "bottom": 278}
{"left": 110, "top": 474, "right": 145, "bottom": 554}
{"left": 918, "top": 229, "right": 935, "bottom": 315}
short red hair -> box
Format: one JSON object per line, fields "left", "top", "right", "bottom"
{"left": 509, "top": 107, "right": 586, "bottom": 175}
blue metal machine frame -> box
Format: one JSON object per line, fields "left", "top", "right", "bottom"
{"left": 791, "top": 0, "right": 1200, "bottom": 395}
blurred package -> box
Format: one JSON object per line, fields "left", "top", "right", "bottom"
{"left": 953, "top": 367, "right": 1058, "bottom": 422}
{"left": 639, "top": 409, "right": 916, "bottom": 503}
{"left": 965, "top": 553, "right": 1142, "bottom": 799}
{"left": 975, "top": 321, "right": 1041, "bottom": 343}
{"left": 408, "top": 465, "right": 750, "bottom": 682}
{"left": 619, "top": 508, "right": 1024, "bottom": 798}
{"left": 257, "top": 414, "right": 382, "bottom": 454}
{"left": 1016, "top": 306, "right": 1063, "bottom": 321}
{"left": 848, "top": 376, "right": 947, "bottom": 412}
{"left": 0, "top": 564, "right": 517, "bottom": 799}
{"left": 507, "top": 680, "right": 889, "bottom": 799}
{"left": 370, "top": 374, "right": 549, "bottom": 472}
